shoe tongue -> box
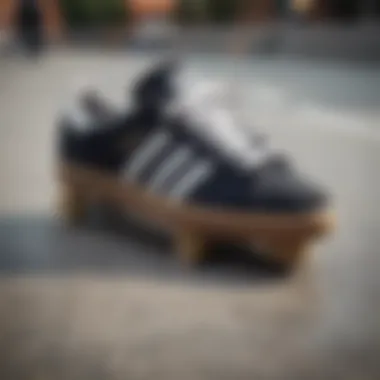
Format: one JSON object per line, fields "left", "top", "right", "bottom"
{"left": 169, "top": 73, "right": 275, "bottom": 170}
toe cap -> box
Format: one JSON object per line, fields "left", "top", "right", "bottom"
{"left": 250, "top": 166, "right": 329, "bottom": 213}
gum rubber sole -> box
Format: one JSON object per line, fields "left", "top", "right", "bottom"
{"left": 58, "top": 163, "right": 335, "bottom": 270}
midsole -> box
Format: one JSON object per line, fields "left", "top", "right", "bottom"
{"left": 59, "top": 162, "right": 334, "bottom": 239}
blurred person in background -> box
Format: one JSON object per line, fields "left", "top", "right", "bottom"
{"left": 15, "top": 0, "right": 44, "bottom": 56}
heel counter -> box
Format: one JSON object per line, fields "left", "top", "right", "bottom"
{"left": 57, "top": 119, "right": 84, "bottom": 163}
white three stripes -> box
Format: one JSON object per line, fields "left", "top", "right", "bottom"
{"left": 148, "top": 146, "right": 193, "bottom": 193}
{"left": 124, "top": 131, "right": 171, "bottom": 180}
{"left": 123, "top": 131, "right": 215, "bottom": 201}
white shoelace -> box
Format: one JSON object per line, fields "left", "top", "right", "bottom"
{"left": 168, "top": 79, "right": 271, "bottom": 169}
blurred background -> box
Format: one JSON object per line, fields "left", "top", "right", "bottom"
{"left": 0, "top": 1, "right": 379, "bottom": 379}
{"left": 1, "top": 0, "right": 380, "bottom": 58}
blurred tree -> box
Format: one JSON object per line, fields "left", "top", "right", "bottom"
{"left": 205, "top": 0, "right": 238, "bottom": 24}
{"left": 60, "top": 0, "right": 129, "bottom": 28}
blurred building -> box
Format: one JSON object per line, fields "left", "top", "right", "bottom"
{"left": 129, "top": 0, "right": 174, "bottom": 17}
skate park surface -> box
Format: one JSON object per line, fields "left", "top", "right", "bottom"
{"left": 0, "top": 49, "right": 379, "bottom": 379}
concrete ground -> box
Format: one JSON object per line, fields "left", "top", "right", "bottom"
{"left": 0, "top": 48, "right": 379, "bottom": 379}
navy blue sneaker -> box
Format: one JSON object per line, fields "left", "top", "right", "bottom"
{"left": 58, "top": 61, "right": 333, "bottom": 269}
